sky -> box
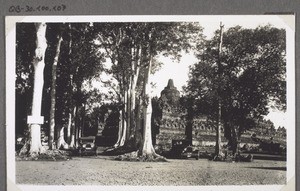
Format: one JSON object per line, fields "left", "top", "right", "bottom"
{"left": 86, "top": 15, "right": 291, "bottom": 128}
{"left": 148, "top": 16, "right": 289, "bottom": 128}
{"left": 150, "top": 15, "right": 288, "bottom": 96}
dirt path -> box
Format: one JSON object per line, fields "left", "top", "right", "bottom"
{"left": 16, "top": 156, "right": 286, "bottom": 185}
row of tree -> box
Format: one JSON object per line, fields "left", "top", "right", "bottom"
{"left": 16, "top": 21, "right": 286, "bottom": 159}
{"left": 17, "top": 23, "right": 104, "bottom": 156}
{"left": 16, "top": 22, "right": 203, "bottom": 159}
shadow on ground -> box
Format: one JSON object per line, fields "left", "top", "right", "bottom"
{"left": 246, "top": 166, "right": 286, "bottom": 171}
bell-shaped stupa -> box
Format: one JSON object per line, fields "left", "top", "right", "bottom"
{"left": 160, "top": 79, "right": 180, "bottom": 104}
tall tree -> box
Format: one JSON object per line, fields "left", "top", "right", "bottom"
{"left": 56, "top": 23, "right": 105, "bottom": 149}
{"left": 94, "top": 22, "right": 204, "bottom": 158}
{"left": 49, "top": 31, "right": 63, "bottom": 149}
{"left": 137, "top": 23, "right": 203, "bottom": 159}
{"left": 28, "top": 23, "right": 48, "bottom": 156}
{"left": 94, "top": 23, "right": 145, "bottom": 148}
{"left": 214, "top": 23, "right": 224, "bottom": 159}
{"left": 186, "top": 25, "right": 286, "bottom": 157}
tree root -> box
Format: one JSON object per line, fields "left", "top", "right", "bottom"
{"left": 212, "top": 153, "right": 226, "bottom": 161}
{"left": 115, "top": 151, "right": 168, "bottom": 162}
{"left": 19, "top": 141, "right": 30, "bottom": 156}
{"left": 104, "top": 140, "right": 138, "bottom": 156}
{"left": 210, "top": 151, "right": 254, "bottom": 162}
{"left": 17, "top": 149, "right": 72, "bottom": 161}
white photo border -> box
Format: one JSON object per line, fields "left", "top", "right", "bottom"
{"left": 6, "top": 15, "right": 295, "bottom": 191}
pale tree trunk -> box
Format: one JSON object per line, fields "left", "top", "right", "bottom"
{"left": 214, "top": 22, "right": 224, "bottom": 159}
{"left": 73, "top": 88, "right": 81, "bottom": 148}
{"left": 113, "top": 103, "right": 128, "bottom": 148}
{"left": 79, "top": 113, "right": 82, "bottom": 138}
{"left": 57, "top": 126, "right": 69, "bottom": 149}
{"left": 66, "top": 23, "right": 73, "bottom": 144}
{"left": 69, "top": 106, "right": 76, "bottom": 148}
{"left": 124, "top": 46, "right": 142, "bottom": 145}
{"left": 81, "top": 103, "right": 86, "bottom": 137}
{"left": 49, "top": 35, "right": 63, "bottom": 150}
{"left": 112, "top": 56, "right": 128, "bottom": 148}
{"left": 135, "top": 97, "right": 143, "bottom": 148}
{"left": 139, "top": 50, "right": 159, "bottom": 158}
{"left": 129, "top": 46, "right": 141, "bottom": 141}
{"left": 113, "top": 109, "right": 123, "bottom": 147}
{"left": 113, "top": 90, "right": 129, "bottom": 148}
{"left": 28, "top": 23, "right": 48, "bottom": 156}
{"left": 215, "top": 103, "right": 222, "bottom": 156}
{"left": 114, "top": 45, "right": 141, "bottom": 148}
{"left": 67, "top": 113, "right": 72, "bottom": 143}
{"left": 134, "top": 47, "right": 144, "bottom": 148}
{"left": 78, "top": 125, "right": 82, "bottom": 139}
{"left": 119, "top": 93, "right": 127, "bottom": 147}
{"left": 125, "top": 88, "right": 131, "bottom": 141}
{"left": 75, "top": 114, "right": 80, "bottom": 148}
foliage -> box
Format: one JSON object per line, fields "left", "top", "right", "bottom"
{"left": 15, "top": 23, "right": 36, "bottom": 135}
{"left": 15, "top": 23, "right": 106, "bottom": 144}
{"left": 185, "top": 25, "right": 286, "bottom": 150}
{"left": 91, "top": 22, "right": 204, "bottom": 150}
{"left": 16, "top": 22, "right": 204, "bottom": 156}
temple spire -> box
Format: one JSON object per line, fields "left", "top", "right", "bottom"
{"left": 167, "top": 79, "right": 175, "bottom": 89}
{"left": 160, "top": 79, "right": 180, "bottom": 104}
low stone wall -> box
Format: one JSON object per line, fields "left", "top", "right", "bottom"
{"left": 156, "top": 127, "right": 186, "bottom": 151}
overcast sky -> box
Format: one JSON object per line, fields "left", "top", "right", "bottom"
{"left": 149, "top": 16, "right": 289, "bottom": 128}
{"left": 151, "top": 16, "right": 288, "bottom": 97}
{"left": 83, "top": 15, "right": 291, "bottom": 128}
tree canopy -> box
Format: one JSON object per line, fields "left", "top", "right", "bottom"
{"left": 185, "top": 25, "right": 286, "bottom": 152}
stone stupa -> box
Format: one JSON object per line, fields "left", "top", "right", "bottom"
{"left": 160, "top": 79, "right": 180, "bottom": 104}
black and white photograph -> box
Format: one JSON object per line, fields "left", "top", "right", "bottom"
{"left": 6, "top": 15, "right": 295, "bottom": 191}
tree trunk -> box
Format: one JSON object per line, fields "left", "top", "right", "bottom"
{"left": 75, "top": 112, "right": 80, "bottom": 147}
{"left": 114, "top": 109, "right": 123, "bottom": 147}
{"left": 185, "top": 98, "right": 194, "bottom": 145}
{"left": 128, "top": 85, "right": 136, "bottom": 143}
{"left": 81, "top": 103, "right": 86, "bottom": 137}
{"left": 214, "top": 22, "right": 224, "bottom": 159}
{"left": 135, "top": 97, "right": 143, "bottom": 149}
{"left": 49, "top": 35, "right": 63, "bottom": 150}
{"left": 65, "top": 23, "right": 74, "bottom": 146}
{"left": 231, "top": 126, "right": 239, "bottom": 156}
{"left": 73, "top": 89, "right": 81, "bottom": 148}
{"left": 125, "top": 88, "right": 131, "bottom": 141}
{"left": 129, "top": 46, "right": 141, "bottom": 141}
{"left": 69, "top": 106, "right": 76, "bottom": 148}
{"left": 67, "top": 112, "right": 72, "bottom": 143}
{"left": 28, "top": 23, "right": 48, "bottom": 156}
{"left": 114, "top": 46, "right": 141, "bottom": 148}
{"left": 139, "top": 50, "right": 159, "bottom": 159}
{"left": 57, "top": 126, "right": 69, "bottom": 149}
{"left": 119, "top": 94, "right": 127, "bottom": 147}
{"left": 215, "top": 102, "right": 222, "bottom": 156}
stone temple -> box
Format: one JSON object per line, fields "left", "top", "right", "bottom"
{"left": 95, "top": 79, "right": 286, "bottom": 153}
{"left": 153, "top": 79, "right": 286, "bottom": 152}
{"left": 155, "top": 79, "right": 187, "bottom": 151}
{"left": 154, "top": 79, "right": 211, "bottom": 151}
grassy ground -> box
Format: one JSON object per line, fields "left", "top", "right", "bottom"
{"left": 16, "top": 156, "right": 286, "bottom": 186}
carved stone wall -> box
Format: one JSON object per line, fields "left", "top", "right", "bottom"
{"left": 154, "top": 79, "right": 286, "bottom": 151}
{"left": 155, "top": 79, "right": 186, "bottom": 151}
